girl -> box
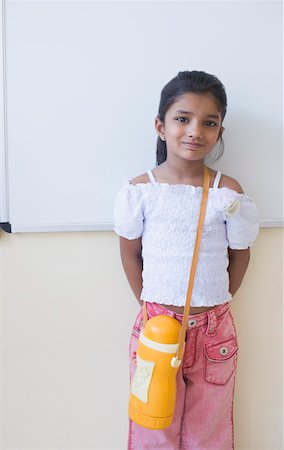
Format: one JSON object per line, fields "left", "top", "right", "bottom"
{"left": 113, "top": 71, "right": 259, "bottom": 450}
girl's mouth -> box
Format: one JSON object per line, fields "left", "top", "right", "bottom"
{"left": 182, "top": 142, "right": 204, "bottom": 149}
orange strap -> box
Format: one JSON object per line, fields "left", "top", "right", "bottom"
{"left": 143, "top": 166, "right": 210, "bottom": 362}
{"left": 176, "top": 166, "right": 210, "bottom": 361}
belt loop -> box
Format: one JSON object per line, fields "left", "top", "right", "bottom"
{"left": 206, "top": 309, "right": 217, "bottom": 336}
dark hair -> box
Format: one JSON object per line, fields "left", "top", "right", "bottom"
{"left": 156, "top": 70, "right": 227, "bottom": 165}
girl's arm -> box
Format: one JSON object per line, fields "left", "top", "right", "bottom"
{"left": 119, "top": 236, "right": 143, "bottom": 306}
{"left": 227, "top": 248, "right": 250, "bottom": 296}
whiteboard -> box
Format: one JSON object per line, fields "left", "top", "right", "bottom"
{"left": 0, "top": 0, "right": 282, "bottom": 233}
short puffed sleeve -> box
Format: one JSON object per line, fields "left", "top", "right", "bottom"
{"left": 225, "top": 195, "right": 259, "bottom": 249}
{"left": 113, "top": 182, "right": 144, "bottom": 239}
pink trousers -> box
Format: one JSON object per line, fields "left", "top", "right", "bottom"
{"left": 128, "top": 302, "right": 238, "bottom": 450}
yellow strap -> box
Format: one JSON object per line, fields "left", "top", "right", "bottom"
{"left": 176, "top": 166, "right": 210, "bottom": 361}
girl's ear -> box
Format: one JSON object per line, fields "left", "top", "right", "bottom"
{"left": 219, "top": 126, "right": 225, "bottom": 138}
{"left": 155, "top": 117, "right": 165, "bottom": 139}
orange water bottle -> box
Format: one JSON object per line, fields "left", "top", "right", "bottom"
{"left": 128, "top": 315, "right": 182, "bottom": 430}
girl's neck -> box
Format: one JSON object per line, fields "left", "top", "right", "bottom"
{"left": 161, "top": 159, "right": 206, "bottom": 183}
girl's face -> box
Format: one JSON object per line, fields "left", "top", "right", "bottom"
{"left": 155, "top": 92, "right": 224, "bottom": 163}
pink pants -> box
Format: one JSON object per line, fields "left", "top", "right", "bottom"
{"left": 128, "top": 302, "right": 238, "bottom": 450}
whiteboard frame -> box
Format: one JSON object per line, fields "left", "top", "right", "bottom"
{"left": 5, "top": 219, "right": 283, "bottom": 233}
{"left": 0, "top": 0, "right": 9, "bottom": 227}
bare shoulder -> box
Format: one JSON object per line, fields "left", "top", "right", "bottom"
{"left": 219, "top": 173, "right": 244, "bottom": 194}
{"left": 129, "top": 172, "right": 150, "bottom": 185}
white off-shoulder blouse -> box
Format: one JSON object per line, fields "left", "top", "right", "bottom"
{"left": 113, "top": 170, "right": 259, "bottom": 307}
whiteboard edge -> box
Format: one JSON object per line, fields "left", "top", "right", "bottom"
{"left": 0, "top": 0, "right": 9, "bottom": 223}
{"left": 7, "top": 219, "right": 284, "bottom": 233}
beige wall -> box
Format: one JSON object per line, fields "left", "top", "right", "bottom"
{"left": 0, "top": 228, "right": 283, "bottom": 450}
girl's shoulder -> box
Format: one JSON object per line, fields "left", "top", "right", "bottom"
{"left": 217, "top": 172, "right": 244, "bottom": 194}
{"left": 129, "top": 172, "right": 151, "bottom": 185}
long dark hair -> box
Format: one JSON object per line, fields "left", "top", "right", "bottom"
{"left": 156, "top": 70, "right": 227, "bottom": 165}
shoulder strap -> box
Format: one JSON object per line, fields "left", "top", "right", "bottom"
{"left": 213, "top": 170, "right": 222, "bottom": 190}
{"left": 147, "top": 170, "right": 156, "bottom": 184}
{"left": 174, "top": 166, "right": 210, "bottom": 362}
{"left": 143, "top": 166, "right": 210, "bottom": 364}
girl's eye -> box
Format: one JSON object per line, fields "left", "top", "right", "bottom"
{"left": 205, "top": 121, "right": 218, "bottom": 127}
{"left": 176, "top": 117, "right": 187, "bottom": 123}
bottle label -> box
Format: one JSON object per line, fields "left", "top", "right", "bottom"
{"left": 130, "top": 354, "right": 155, "bottom": 404}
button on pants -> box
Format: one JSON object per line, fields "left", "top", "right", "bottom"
{"left": 128, "top": 302, "right": 238, "bottom": 450}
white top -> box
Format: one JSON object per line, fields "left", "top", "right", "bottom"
{"left": 113, "top": 170, "right": 259, "bottom": 307}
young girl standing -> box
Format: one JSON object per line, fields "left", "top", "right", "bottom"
{"left": 113, "top": 71, "right": 259, "bottom": 450}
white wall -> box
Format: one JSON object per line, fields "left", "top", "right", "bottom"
{"left": 0, "top": 228, "right": 283, "bottom": 449}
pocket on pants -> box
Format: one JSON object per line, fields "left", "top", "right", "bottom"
{"left": 205, "top": 335, "right": 238, "bottom": 385}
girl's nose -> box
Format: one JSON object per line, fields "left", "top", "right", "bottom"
{"left": 186, "top": 122, "right": 203, "bottom": 138}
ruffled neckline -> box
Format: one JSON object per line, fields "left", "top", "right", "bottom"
{"left": 123, "top": 179, "right": 254, "bottom": 217}
{"left": 125, "top": 179, "right": 250, "bottom": 196}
